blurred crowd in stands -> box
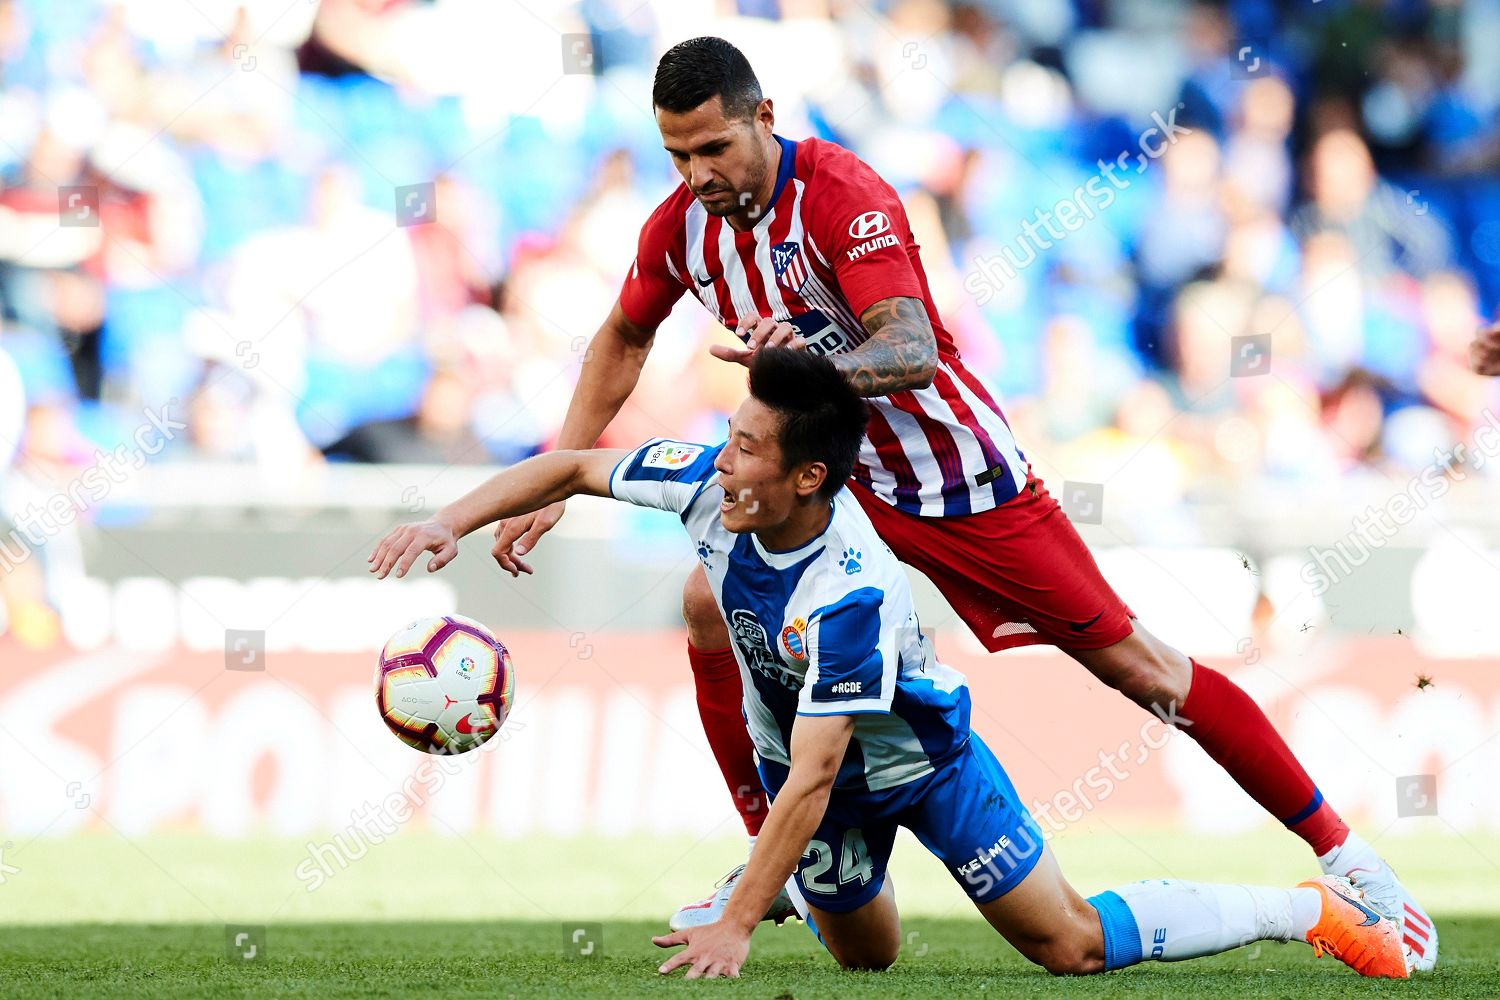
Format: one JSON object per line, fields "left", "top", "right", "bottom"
{"left": 3, "top": 0, "right": 1500, "bottom": 636}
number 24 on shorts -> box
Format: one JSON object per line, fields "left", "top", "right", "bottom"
{"left": 799, "top": 829, "right": 875, "bottom": 895}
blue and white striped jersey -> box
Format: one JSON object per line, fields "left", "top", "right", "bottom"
{"left": 608, "top": 438, "right": 973, "bottom": 792}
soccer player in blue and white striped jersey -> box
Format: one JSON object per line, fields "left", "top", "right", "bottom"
{"left": 370, "top": 349, "right": 1407, "bottom": 982}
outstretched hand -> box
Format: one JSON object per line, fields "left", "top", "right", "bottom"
{"left": 368, "top": 520, "right": 460, "bottom": 579}
{"left": 490, "top": 500, "right": 566, "bottom": 577}
{"left": 652, "top": 921, "right": 752, "bottom": 980}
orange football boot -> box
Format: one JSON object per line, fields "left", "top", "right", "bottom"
{"left": 1299, "top": 875, "right": 1409, "bottom": 979}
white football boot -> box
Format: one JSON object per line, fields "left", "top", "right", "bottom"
{"left": 1319, "top": 832, "right": 1437, "bottom": 972}
{"left": 668, "top": 864, "right": 800, "bottom": 932}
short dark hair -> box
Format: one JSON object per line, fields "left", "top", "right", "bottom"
{"left": 748, "top": 349, "right": 868, "bottom": 501}
{"left": 652, "top": 36, "right": 763, "bottom": 121}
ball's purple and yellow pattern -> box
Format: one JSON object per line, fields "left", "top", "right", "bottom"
{"left": 375, "top": 614, "right": 515, "bottom": 753}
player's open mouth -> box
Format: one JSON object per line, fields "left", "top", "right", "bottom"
{"left": 720, "top": 493, "right": 737, "bottom": 513}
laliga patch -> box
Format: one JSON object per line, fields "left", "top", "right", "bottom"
{"left": 781, "top": 618, "right": 808, "bottom": 660}
{"left": 643, "top": 441, "right": 702, "bottom": 469}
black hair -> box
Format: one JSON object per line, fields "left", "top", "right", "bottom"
{"left": 747, "top": 348, "right": 868, "bottom": 501}
{"left": 652, "top": 36, "right": 763, "bottom": 121}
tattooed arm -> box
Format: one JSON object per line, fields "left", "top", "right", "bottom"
{"left": 830, "top": 296, "right": 939, "bottom": 397}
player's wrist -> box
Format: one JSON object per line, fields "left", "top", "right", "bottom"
{"left": 718, "top": 899, "right": 762, "bottom": 936}
{"left": 432, "top": 507, "right": 469, "bottom": 540}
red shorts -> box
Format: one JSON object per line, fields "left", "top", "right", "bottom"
{"left": 849, "top": 471, "right": 1135, "bottom": 652}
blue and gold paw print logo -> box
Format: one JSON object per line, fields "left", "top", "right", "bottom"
{"left": 696, "top": 539, "right": 714, "bottom": 568}
{"left": 839, "top": 547, "right": 863, "bottom": 575}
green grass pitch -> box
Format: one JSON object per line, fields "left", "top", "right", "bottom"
{"left": 3, "top": 917, "right": 1499, "bottom": 998}
{"left": 2, "top": 830, "right": 1496, "bottom": 996}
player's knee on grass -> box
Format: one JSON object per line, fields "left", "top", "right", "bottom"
{"left": 681, "top": 567, "right": 730, "bottom": 648}
{"left": 826, "top": 933, "right": 901, "bottom": 971}
{"left": 812, "top": 884, "right": 902, "bottom": 971}
{"left": 829, "top": 939, "right": 900, "bottom": 972}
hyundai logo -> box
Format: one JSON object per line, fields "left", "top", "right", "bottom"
{"left": 848, "top": 210, "right": 891, "bottom": 239}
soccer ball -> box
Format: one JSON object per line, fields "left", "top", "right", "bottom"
{"left": 374, "top": 614, "right": 516, "bottom": 754}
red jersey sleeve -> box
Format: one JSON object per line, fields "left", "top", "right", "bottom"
{"left": 618, "top": 193, "right": 688, "bottom": 329}
{"left": 802, "top": 144, "right": 925, "bottom": 320}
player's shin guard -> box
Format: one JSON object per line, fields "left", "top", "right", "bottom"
{"left": 1086, "top": 881, "right": 1304, "bottom": 968}
{"left": 686, "top": 642, "right": 768, "bottom": 836}
{"left": 1178, "top": 660, "right": 1350, "bottom": 854}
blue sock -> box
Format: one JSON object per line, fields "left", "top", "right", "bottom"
{"left": 1086, "top": 890, "right": 1143, "bottom": 971}
{"left": 802, "top": 907, "right": 825, "bottom": 948}
{"left": 784, "top": 878, "right": 829, "bottom": 951}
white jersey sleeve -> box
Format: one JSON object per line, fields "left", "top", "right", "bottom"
{"left": 608, "top": 438, "right": 724, "bottom": 516}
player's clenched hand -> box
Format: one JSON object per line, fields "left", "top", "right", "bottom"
{"left": 368, "top": 520, "right": 459, "bottom": 579}
{"left": 490, "top": 501, "right": 564, "bottom": 577}
{"left": 652, "top": 923, "right": 750, "bottom": 980}
{"left": 1471, "top": 319, "right": 1500, "bottom": 376}
{"left": 709, "top": 316, "right": 806, "bottom": 366}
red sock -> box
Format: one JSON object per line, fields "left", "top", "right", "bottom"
{"left": 687, "top": 642, "right": 767, "bottom": 836}
{"left": 1178, "top": 660, "right": 1350, "bottom": 855}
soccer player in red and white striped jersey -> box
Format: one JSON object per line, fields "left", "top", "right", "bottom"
{"left": 622, "top": 121, "right": 1025, "bottom": 520}
{"left": 489, "top": 36, "right": 1435, "bottom": 971}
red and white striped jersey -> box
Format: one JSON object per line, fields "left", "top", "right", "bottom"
{"left": 619, "top": 135, "right": 1027, "bottom": 517}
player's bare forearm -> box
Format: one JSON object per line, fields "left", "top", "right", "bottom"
{"left": 832, "top": 296, "right": 938, "bottom": 397}
{"left": 556, "top": 301, "right": 657, "bottom": 450}
{"left": 436, "top": 450, "right": 624, "bottom": 538}
{"left": 370, "top": 449, "right": 625, "bottom": 579}
{"left": 719, "top": 715, "right": 855, "bottom": 933}
{"left": 717, "top": 775, "right": 829, "bottom": 933}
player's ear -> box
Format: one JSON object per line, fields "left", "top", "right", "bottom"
{"left": 756, "top": 97, "right": 774, "bottom": 133}
{"left": 795, "top": 460, "right": 826, "bottom": 499}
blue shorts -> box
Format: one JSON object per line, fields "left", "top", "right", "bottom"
{"left": 758, "top": 734, "right": 1044, "bottom": 914}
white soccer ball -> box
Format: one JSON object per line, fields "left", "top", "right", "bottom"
{"left": 374, "top": 614, "right": 516, "bottom": 754}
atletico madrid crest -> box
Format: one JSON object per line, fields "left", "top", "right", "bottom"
{"left": 771, "top": 241, "right": 808, "bottom": 294}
